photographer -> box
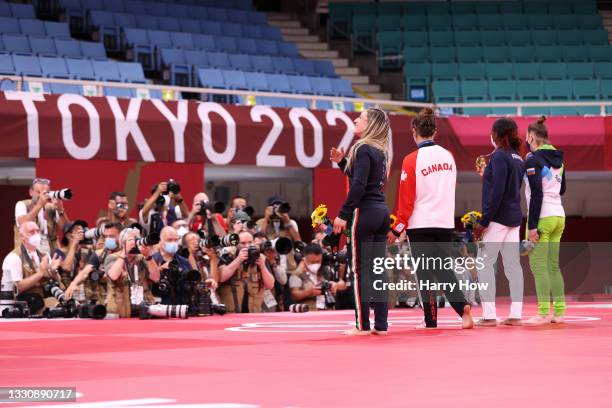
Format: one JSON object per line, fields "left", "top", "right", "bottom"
{"left": 187, "top": 193, "right": 226, "bottom": 237}
{"left": 14, "top": 178, "right": 70, "bottom": 253}
{"left": 105, "top": 227, "right": 158, "bottom": 317}
{"left": 150, "top": 226, "right": 191, "bottom": 305}
{"left": 218, "top": 231, "right": 274, "bottom": 313}
{"left": 52, "top": 220, "right": 91, "bottom": 291}
{"left": 96, "top": 191, "right": 138, "bottom": 228}
{"left": 225, "top": 195, "right": 252, "bottom": 229}
{"left": 64, "top": 222, "right": 123, "bottom": 304}
{"left": 181, "top": 231, "right": 219, "bottom": 291}
{"left": 2, "top": 221, "right": 62, "bottom": 314}
{"left": 140, "top": 180, "right": 189, "bottom": 235}
{"left": 289, "top": 243, "right": 342, "bottom": 311}
{"left": 229, "top": 210, "right": 251, "bottom": 235}
{"left": 256, "top": 196, "right": 301, "bottom": 242}
{"left": 255, "top": 233, "right": 288, "bottom": 312}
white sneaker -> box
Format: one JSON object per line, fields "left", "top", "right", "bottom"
{"left": 525, "top": 315, "right": 552, "bottom": 325}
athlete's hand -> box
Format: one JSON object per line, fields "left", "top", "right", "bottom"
{"left": 473, "top": 223, "right": 486, "bottom": 241}
{"left": 387, "top": 231, "right": 397, "bottom": 245}
{"left": 528, "top": 229, "right": 539, "bottom": 243}
{"left": 329, "top": 147, "right": 345, "bottom": 164}
{"left": 332, "top": 217, "right": 347, "bottom": 234}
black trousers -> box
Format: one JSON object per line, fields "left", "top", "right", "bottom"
{"left": 407, "top": 228, "right": 467, "bottom": 328}
{"left": 348, "top": 205, "right": 389, "bottom": 331}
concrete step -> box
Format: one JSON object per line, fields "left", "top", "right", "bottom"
{"left": 335, "top": 66, "right": 360, "bottom": 76}
{"left": 283, "top": 34, "right": 320, "bottom": 43}
{"left": 280, "top": 27, "right": 310, "bottom": 36}
{"left": 342, "top": 74, "right": 370, "bottom": 85}
{"left": 357, "top": 83, "right": 381, "bottom": 93}
{"left": 268, "top": 20, "right": 302, "bottom": 29}
{"left": 301, "top": 49, "right": 339, "bottom": 59}
{"left": 297, "top": 42, "right": 329, "bottom": 51}
{"left": 330, "top": 58, "right": 349, "bottom": 68}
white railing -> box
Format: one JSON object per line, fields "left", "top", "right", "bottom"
{"left": 2, "top": 74, "right": 611, "bottom": 116}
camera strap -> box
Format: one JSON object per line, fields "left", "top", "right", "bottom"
{"left": 127, "top": 263, "right": 144, "bottom": 305}
{"left": 21, "top": 244, "right": 39, "bottom": 273}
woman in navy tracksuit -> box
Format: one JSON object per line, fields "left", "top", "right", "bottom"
{"left": 331, "top": 108, "right": 390, "bottom": 336}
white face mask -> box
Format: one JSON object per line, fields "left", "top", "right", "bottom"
{"left": 28, "top": 233, "right": 41, "bottom": 248}
{"left": 176, "top": 226, "right": 188, "bottom": 239}
{"left": 490, "top": 134, "right": 497, "bottom": 148}
{"left": 307, "top": 263, "right": 321, "bottom": 273}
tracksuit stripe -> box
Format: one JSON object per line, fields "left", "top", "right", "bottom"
{"left": 351, "top": 208, "right": 363, "bottom": 330}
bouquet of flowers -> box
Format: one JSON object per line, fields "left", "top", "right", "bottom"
{"left": 461, "top": 210, "right": 482, "bottom": 243}
{"left": 311, "top": 204, "right": 332, "bottom": 234}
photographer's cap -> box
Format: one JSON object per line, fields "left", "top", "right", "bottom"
{"left": 63, "top": 219, "right": 88, "bottom": 236}
{"left": 232, "top": 210, "right": 251, "bottom": 223}
{"left": 267, "top": 195, "right": 285, "bottom": 206}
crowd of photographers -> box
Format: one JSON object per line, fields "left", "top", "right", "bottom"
{"left": 0, "top": 178, "right": 356, "bottom": 319}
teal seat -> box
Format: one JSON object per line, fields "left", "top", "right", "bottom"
{"left": 429, "top": 30, "right": 454, "bottom": 47}
{"left": 562, "top": 45, "right": 590, "bottom": 62}
{"left": 352, "top": 3, "right": 377, "bottom": 15}
{"left": 566, "top": 62, "right": 594, "bottom": 80}
{"left": 553, "top": 15, "right": 577, "bottom": 30}
{"left": 402, "top": 15, "right": 428, "bottom": 31}
{"left": 403, "top": 3, "right": 427, "bottom": 16}
{"left": 461, "top": 80, "right": 488, "bottom": 101}
{"left": 429, "top": 46, "right": 455, "bottom": 63}
{"left": 575, "top": 106, "right": 601, "bottom": 115}
{"left": 427, "top": 15, "right": 452, "bottom": 30}
{"left": 572, "top": 79, "right": 600, "bottom": 100}
{"left": 479, "top": 30, "right": 506, "bottom": 46}
{"left": 488, "top": 79, "right": 516, "bottom": 101}
{"left": 454, "top": 30, "right": 480, "bottom": 46}
{"left": 588, "top": 45, "right": 612, "bottom": 62}
{"left": 513, "top": 62, "right": 539, "bottom": 80}
{"left": 601, "top": 79, "right": 612, "bottom": 99}
{"left": 459, "top": 62, "right": 486, "bottom": 80}
{"left": 477, "top": 14, "right": 503, "bottom": 31}
{"left": 405, "top": 62, "right": 431, "bottom": 82}
{"left": 377, "top": 3, "right": 403, "bottom": 15}
{"left": 403, "top": 31, "right": 429, "bottom": 47}
{"left": 427, "top": 2, "right": 451, "bottom": 15}
{"left": 557, "top": 30, "right": 582, "bottom": 46}
{"left": 594, "top": 62, "right": 612, "bottom": 79}
{"left": 510, "top": 45, "right": 535, "bottom": 62}
{"left": 549, "top": 106, "right": 578, "bottom": 116}
{"left": 528, "top": 15, "right": 553, "bottom": 30}
{"left": 351, "top": 15, "right": 374, "bottom": 52}
{"left": 582, "top": 29, "right": 609, "bottom": 46}
{"left": 377, "top": 31, "right": 403, "bottom": 69}
{"left": 502, "top": 14, "right": 528, "bottom": 31}
{"left": 577, "top": 15, "right": 603, "bottom": 30}
{"left": 490, "top": 106, "right": 518, "bottom": 115}
{"left": 483, "top": 46, "right": 509, "bottom": 63}
{"left": 328, "top": 3, "right": 352, "bottom": 38}
{"left": 452, "top": 14, "right": 477, "bottom": 31}
{"left": 404, "top": 46, "right": 429, "bottom": 63}
{"left": 531, "top": 29, "right": 557, "bottom": 46}
{"left": 523, "top": 2, "right": 548, "bottom": 14}
{"left": 573, "top": 3, "right": 598, "bottom": 15}
{"left": 456, "top": 46, "right": 483, "bottom": 62}
{"left": 432, "top": 62, "right": 458, "bottom": 80}
{"left": 376, "top": 15, "right": 401, "bottom": 32}
{"left": 540, "top": 62, "right": 566, "bottom": 80}
{"left": 523, "top": 106, "right": 550, "bottom": 116}
{"left": 432, "top": 80, "right": 460, "bottom": 102}
{"left": 463, "top": 106, "right": 492, "bottom": 116}
{"left": 499, "top": 3, "right": 522, "bottom": 14}
{"left": 535, "top": 46, "right": 562, "bottom": 62}
{"left": 517, "top": 80, "right": 544, "bottom": 100}
{"left": 544, "top": 79, "right": 571, "bottom": 100}
{"left": 506, "top": 30, "right": 531, "bottom": 46}
{"left": 548, "top": 3, "right": 573, "bottom": 15}
{"left": 450, "top": 2, "right": 475, "bottom": 14}
{"left": 475, "top": 3, "right": 499, "bottom": 14}
{"left": 486, "top": 63, "right": 513, "bottom": 80}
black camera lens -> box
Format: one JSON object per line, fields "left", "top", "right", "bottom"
{"left": 167, "top": 179, "right": 181, "bottom": 194}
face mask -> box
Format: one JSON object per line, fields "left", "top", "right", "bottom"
{"left": 104, "top": 237, "right": 117, "bottom": 251}
{"left": 307, "top": 263, "right": 321, "bottom": 273}
{"left": 490, "top": 134, "right": 497, "bottom": 149}
{"left": 28, "top": 233, "right": 41, "bottom": 248}
{"left": 176, "top": 226, "right": 188, "bottom": 239}
{"left": 164, "top": 242, "right": 178, "bottom": 255}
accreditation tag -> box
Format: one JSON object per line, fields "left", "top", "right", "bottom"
{"left": 263, "top": 289, "right": 278, "bottom": 308}
{"left": 316, "top": 295, "right": 326, "bottom": 310}
{"left": 130, "top": 284, "right": 144, "bottom": 305}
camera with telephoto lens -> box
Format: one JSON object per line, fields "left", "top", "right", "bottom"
{"left": 239, "top": 206, "right": 254, "bottom": 217}
{"left": 292, "top": 240, "right": 306, "bottom": 263}
{"left": 263, "top": 237, "right": 293, "bottom": 255}
{"left": 188, "top": 277, "right": 227, "bottom": 316}
{"left": 322, "top": 249, "right": 348, "bottom": 269}
{"left": 49, "top": 188, "right": 72, "bottom": 200}
{"left": 319, "top": 281, "right": 336, "bottom": 308}
{"left": 81, "top": 225, "right": 105, "bottom": 245}
{"left": 0, "top": 283, "right": 31, "bottom": 318}
{"left": 167, "top": 179, "right": 181, "bottom": 195}
{"left": 244, "top": 244, "right": 260, "bottom": 267}
{"left": 77, "top": 303, "right": 107, "bottom": 319}
{"left": 129, "top": 232, "right": 160, "bottom": 255}
{"left": 200, "top": 233, "right": 239, "bottom": 249}
{"left": 89, "top": 269, "right": 103, "bottom": 282}
{"left": 198, "top": 200, "right": 226, "bottom": 216}
{"left": 272, "top": 202, "right": 291, "bottom": 218}
{"left": 138, "top": 302, "right": 189, "bottom": 319}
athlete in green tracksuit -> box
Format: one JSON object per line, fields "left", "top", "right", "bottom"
{"left": 523, "top": 117, "right": 567, "bottom": 325}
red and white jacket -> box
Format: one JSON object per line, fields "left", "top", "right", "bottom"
{"left": 391, "top": 141, "right": 456, "bottom": 235}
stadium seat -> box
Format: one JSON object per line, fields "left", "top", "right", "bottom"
{"left": 104, "top": 87, "right": 136, "bottom": 98}
{"left": 456, "top": 46, "right": 483, "bottom": 63}
{"left": 66, "top": 58, "right": 96, "bottom": 80}
{"left": 463, "top": 106, "right": 491, "bottom": 116}
{"left": 553, "top": 15, "right": 577, "bottom": 30}
{"left": 92, "top": 60, "right": 122, "bottom": 81}
{"left": 28, "top": 37, "right": 57, "bottom": 57}
{"left": 261, "top": 26, "right": 282, "bottom": 41}
{"left": 257, "top": 40, "right": 279, "bottom": 56}
{"left": 10, "top": 3, "right": 36, "bottom": 19}
{"left": 403, "top": 46, "right": 429, "bottom": 63}
{"left": 19, "top": 20, "right": 46, "bottom": 37}
{"left": 488, "top": 80, "right": 516, "bottom": 101}
{"left": 136, "top": 15, "right": 158, "bottom": 30}
{"left": 476, "top": 14, "right": 503, "bottom": 31}
{"left": 479, "top": 30, "right": 505, "bottom": 47}
{"left": 549, "top": 106, "right": 578, "bottom": 116}
{"left": 114, "top": 13, "right": 136, "bottom": 29}
{"left": 251, "top": 55, "right": 275, "bottom": 73}
{"left": 531, "top": 30, "right": 557, "bottom": 46}
{"left": 0, "top": 17, "right": 20, "bottom": 34}
{"left": 330, "top": 78, "right": 354, "bottom": 97}
{"left": 168, "top": 4, "right": 188, "bottom": 19}
{"left": 228, "top": 53, "right": 252, "bottom": 71}
{"left": 427, "top": 15, "right": 452, "bottom": 31}
{"left": 198, "top": 68, "right": 225, "bottom": 88}
{"left": 588, "top": 45, "right": 612, "bottom": 62}
{"left": 578, "top": 14, "right": 603, "bottom": 30}
{"left": 44, "top": 21, "right": 71, "bottom": 39}
{"left": 222, "top": 69, "right": 248, "bottom": 90}
{"left": 517, "top": 80, "right": 545, "bottom": 101}
{"left": 244, "top": 72, "right": 268, "bottom": 91}
{"left": 403, "top": 31, "right": 428, "bottom": 48}
{"left": 405, "top": 62, "right": 431, "bottom": 87}
{"left": 499, "top": 2, "right": 522, "bottom": 14}
{"left": 523, "top": 106, "right": 550, "bottom": 116}
{"left": 594, "top": 62, "right": 612, "bottom": 79}
{"left": 566, "top": 62, "right": 594, "bottom": 80}
{"left": 458, "top": 63, "right": 486, "bottom": 81}
{"left": 583, "top": 29, "right": 609, "bottom": 46}
{"left": 0, "top": 2, "right": 9, "bottom": 17}
{"left": 275, "top": 57, "right": 297, "bottom": 76}
{"left": 575, "top": 106, "right": 601, "bottom": 115}
{"left": 161, "top": 48, "right": 191, "bottom": 86}
{"left": 206, "top": 51, "right": 231, "bottom": 70}
{"left": 557, "top": 30, "right": 582, "bottom": 46}
{"left": 483, "top": 46, "right": 509, "bottom": 63}
{"left": 429, "top": 30, "right": 454, "bottom": 47}
{"left": 284, "top": 98, "right": 310, "bottom": 108}
{"left": 574, "top": 3, "right": 598, "bottom": 15}
{"left": 513, "top": 62, "right": 539, "bottom": 80}
{"left": 545, "top": 79, "right": 572, "bottom": 100}
{"left": 486, "top": 63, "right": 513, "bottom": 80}
{"left": 123, "top": 28, "right": 154, "bottom": 70}
{"left": 265, "top": 73, "right": 291, "bottom": 93}
{"left": 523, "top": 2, "right": 548, "bottom": 14}
{"left": 170, "top": 32, "right": 194, "bottom": 50}
{"left": 12, "top": 55, "right": 42, "bottom": 76}
{"left": 180, "top": 18, "right": 202, "bottom": 34}
{"left": 2, "top": 34, "right": 31, "bottom": 55}
{"left": 118, "top": 62, "right": 146, "bottom": 83}
{"left": 222, "top": 22, "right": 242, "bottom": 38}
{"left": 572, "top": 79, "right": 600, "bottom": 100}
{"left": 510, "top": 45, "right": 535, "bottom": 62}
{"left": 378, "top": 31, "right": 403, "bottom": 69}
{"left": 461, "top": 80, "right": 488, "bottom": 102}
{"left": 288, "top": 75, "right": 313, "bottom": 94}
{"left": 535, "top": 46, "right": 562, "bottom": 62}
{"left": 506, "top": 30, "right": 531, "bottom": 46}
{"left": 80, "top": 41, "right": 106, "bottom": 60}
{"left": 278, "top": 42, "right": 299, "bottom": 58}
{"left": 452, "top": 14, "right": 478, "bottom": 31}
{"left": 0, "top": 54, "right": 15, "bottom": 75}
{"left": 40, "top": 56, "right": 70, "bottom": 78}
{"left": 49, "top": 82, "right": 82, "bottom": 95}
{"left": 549, "top": 3, "right": 573, "bottom": 15}
{"left": 502, "top": 14, "right": 528, "bottom": 31}
{"left": 125, "top": 0, "right": 146, "bottom": 15}
{"left": 429, "top": 46, "right": 455, "bottom": 63}
{"left": 454, "top": 31, "right": 480, "bottom": 47}
{"left": 313, "top": 60, "right": 336, "bottom": 78}
{"left": 563, "top": 45, "right": 590, "bottom": 62}
{"left": 432, "top": 80, "right": 460, "bottom": 102}
{"left": 432, "top": 62, "right": 458, "bottom": 80}
{"left": 184, "top": 50, "right": 208, "bottom": 70}
{"left": 159, "top": 17, "right": 181, "bottom": 33}
{"left": 292, "top": 59, "right": 315, "bottom": 76}
{"left": 528, "top": 14, "right": 553, "bottom": 30}
{"left": 243, "top": 25, "right": 262, "bottom": 39}
{"left": 601, "top": 79, "right": 612, "bottom": 99}
{"left": 89, "top": 10, "right": 120, "bottom": 52}
{"left": 201, "top": 21, "right": 222, "bottom": 36}
{"left": 402, "top": 15, "right": 427, "bottom": 31}
{"left": 238, "top": 38, "right": 258, "bottom": 55}
{"left": 192, "top": 34, "right": 215, "bottom": 51}
{"left": 540, "top": 62, "right": 566, "bottom": 80}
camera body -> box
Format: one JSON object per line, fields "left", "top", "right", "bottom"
{"left": 1, "top": 286, "right": 31, "bottom": 318}
{"left": 244, "top": 244, "right": 260, "bottom": 267}
{"left": 318, "top": 281, "right": 336, "bottom": 308}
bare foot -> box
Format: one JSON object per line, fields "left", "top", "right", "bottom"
{"left": 462, "top": 304, "right": 474, "bottom": 329}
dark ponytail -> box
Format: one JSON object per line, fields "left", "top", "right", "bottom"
{"left": 492, "top": 117, "right": 521, "bottom": 150}
{"left": 412, "top": 107, "right": 436, "bottom": 138}
{"left": 527, "top": 116, "right": 549, "bottom": 141}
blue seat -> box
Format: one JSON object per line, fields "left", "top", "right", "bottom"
{"left": 180, "top": 18, "right": 202, "bottom": 34}
{"left": 0, "top": 17, "right": 20, "bottom": 34}
{"left": 513, "top": 62, "right": 539, "bottom": 80}
{"left": 476, "top": 13, "right": 503, "bottom": 31}
{"left": 19, "top": 20, "right": 46, "bottom": 37}
{"left": 198, "top": 67, "right": 225, "bottom": 88}
{"left": 80, "top": 41, "right": 106, "bottom": 60}
{"left": 228, "top": 9, "right": 248, "bottom": 24}
{"left": 243, "top": 25, "right": 262, "bottom": 39}
{"left": 563, "top": 45, "right": 589, "bottom": 63}
{"left": 114, "top": 13, "right": 136, "bottom": 29}
{"left": 228, "top": 53, "right": 252, "bottom": 71}
{"left": 147, "top": 2, "right": 167, "bottom": 17}
{"left": 222, "top": 22, "right": 242, "bottom": 38}
{"left": 168, "top": 4, "right": 188, "bottom": 19}
{"left": 523, "top": 107, "right": 550, "bottom": 116}
{"left": 403, "top": 46, "right": 429, "bottom": 63}
{"left": 589, "top": 45, "right": 612, "bottom": 62}
{"left": 238, "top": 38, "right": 258, "bottom": 55}
{"left": 66, "top": 58, "right": 96, "bottom": 80}
{"left": 171, "top": 32, "right": 194, "bottom": 50}
{"left": 284, "top": 98, "right": 310, "bottom": 108}
{"left": 221, "top": 69, "right": 248, "bottom": 90}
{"left": 10, "top": 4, "right": 36, "bottom": 19}
{"left": 459, "top": 63, "right": 486, "bottom": 81}
{"left": 44, "top": 21, "right": 71, "bottom": 39}
{"left": 309, "top": 77, "right": 334, "bottom": 95}
{"left": 118, "top": 62, "right": 146, "bottom": 83}
{"left": 535, "top": 46, "right": 562, "bottom": 62}
{"left": 249, "top": 11, "right": 268, "bottom": 25}
{"left": 192, "top": 34, "right": 215, "bottom": 51}
{"left": 0, "top": 54, "right": 15, "bottom": 75}
{"left": 0, "top": 80, "right": 16, "bottom": 91}
{"left": 103, "top": 0, "right": 125, "bottom": 13}
{"left": 578, "top": 15, "right": 603, "bottom": 30}
{"left": 207, "top": 52, "right": 231, "bottom": 70}
{"left": 594, "top": 62, "right": 612, "bottom": 79}
{"left": 136, "top": 15, "right": 158, "bottom": 30}
{"left": 265, "top": 73, "right": 291, "bottom": 93}
{"left": 553, "top": 15, "right": 577, "bottom": 30}
{"left": 330, "top": 78, "right": 354, "bottom": 97}
{"left": 288, "top": 75, "right": 313, "bottom": 94}
{"left": 540, "top": 62, "right": 566, "bottom": 80}
{"left": 517, "top": 80, "right": 545, "bottom": 101}
{"left": 30, "top": 37, "right": 57, "bottom": 56}
{"left": 429, "top": 30, "right": 454, "bottom": 47}
{"left": 278, "top": 42, "right": 299, "bottom": 57}
{"left": 531, "top": 30, "right": 556, "bottom": 46}
{"left": 545, "top": 79, "right": 572, "bottom": 100}
{"left": 257, "top": 40, "right": 278, "bottom": 56}
{"left": 244, "top": 72, "right": 268, "bottom": 91}
{"left": 92, "top": 60, "right": 121, "bottom": 81}
{"left": 549, "top": 106, "right": 578, "bottom": 116}
{"left": 49, "top": 83, "right": 82, "bottom": 95}
{"left": 256, "top": 96, "right": 286, "bottom": 108}
{"left": 456, "top": 46, "right": 483, "bottom": 63}
{"left": 191, "top": 6, "right": 208, "bottom": 20}
{"left": 261, "top": 26, "right": 282, "bottom": 41}
{"left": 432, "top": 63, "right": 458, "bottom": 80}
{"left": 123, "top": 28, "right": 153, "bottom": 70}
{"left": 89, "top": 10, "right": 121, "bottom": 52}
{"left": 201, "top": 21, "right": 222, "bottom": 36}
{"left": 275, "top": 57, "right": 297, "bottom": 75}
{"left": 488, "top": 80, "right": 516, "bottom": 101}
{"left": 486, "top": 63, "right": 513, "bottom": 80}
{"left": 40, "top": 56, "right": 70, "bottom": 78}
{"left": 13, "top": 55, "right": 42, "bottom": 76}
{"left": 575, "top": 106, "right": 601, "bottom": 116}
{"left": 557, "top": 30, "right": 583, "bottom": 46}
{"left": 251, "top": 55, "right": 275, "bottom": 73}
{"left": 461, "top": 80, "right": 488, "bottom": 102}
{"left": 427, "top": 15, "right": 452, "bottom": 31}
{"left": 148, "top": 30, "right": 172, "bottom": 50}
{"left": 104, "top": 87, "right": 136, "bottom": 98}
{"left": 316, "top": 100, "right": 334, "bottom": 110}
{"left": 313, "top": 60, "right": 336, "bottom": 78}
{"left": 184, "top": 50, "right": 208, "bottom": 69}
{"left": 583, "top": 29, "right": 609, "bottom": 46}
{"left": 429, "top": 46, "right": 455, "bottom": 63}
{"left": 216, "top": 36, "right": 238, "bottom": 53}
{"left": 161, "top": 48, "right": 190, "bottom": 86}
{"left": 0, "top": 2, "right": 9, "bottom": 17}
{"left": 294, "top": 59, "right": 316, "bottom": 76}
{"left": 158, "top": 17, "right": 180, "bottom": 33}
{"left": 125, "top": 0, "right": 146, "bottom": 15}
{"left": 209, "top": 8, "right": 228, "bottom": 22}
{"left": 2, "top": 34, "right": 31, "bottom": 55}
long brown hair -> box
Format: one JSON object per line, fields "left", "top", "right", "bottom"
{"left": 492, "top": 117, "right": 521, "bottom": 150}
{"left": 345, "top": 108, "right": 391, "bottom": 176}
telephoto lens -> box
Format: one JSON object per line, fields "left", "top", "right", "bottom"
{"left": 44, "top": 281, "right": 65, "bottom": 303}
{"left": 84, "top": 225, "right": 104, "bottom": 241}
{"left": 89, "top": 269, "right": 103, "bottom": 282}
{"left": 167, "top": 179, "right": 181, "bottom": 194}
{"left": 289, "top": 303, "right": 309, "bottom": 313}
{"left": 219, "top": 233, "right": 239, "bottom": 247}
{"left": 139, "top": 303, "right": 189, "bottom": 319}
{"left": 49, "top": 188, "right": 73, "bottom": 200}
{"left": 269, "top": 237, "right": 293, "bottom": 255}
{"left": 77, "top": 304, "right": 107, "bottom": 319}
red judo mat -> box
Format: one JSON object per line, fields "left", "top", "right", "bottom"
{"left": 1, "top": 300, "right": 611, "bottom": 408}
